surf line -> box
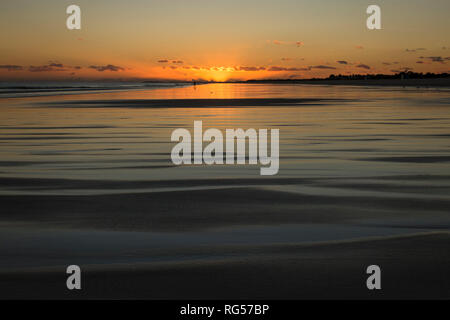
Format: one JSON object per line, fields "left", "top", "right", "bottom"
{"left": 171, "top": 120, "right": 279, "bottom": 175}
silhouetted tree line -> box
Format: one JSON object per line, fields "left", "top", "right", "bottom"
{"left": 326, "top": 72, "right": 450, "bottom": 80}
{"left": 244, "top": 72, "right": 450, "bottom": 83}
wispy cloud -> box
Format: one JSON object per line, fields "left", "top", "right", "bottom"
{"left": 48, "top": 63, "right": 65, "bottom": 68}
{"left": 356, "top": 64, "right": 371, "bottom": 69}
{"left": 405, "top": 48, "right": 426, "bottom": 53}
{"left": 419, "top": 56, "right": 450, "bottom": 63}
{"left": 270, "top": 40, "right": 304, "bottom": 47}
{"left": 28, "top": 65, "right": 65, "bottom": 72}
{"left": 179, "top": 65, "right": 311, "bottom": 73}
{"left": 310, "top": 65, "right": 336, "bottom": 70}
{"left": 24, "top": 62, "right": 82, "bottom": 73}
{"left": 268, "top": 66, "right": 310, "bottom": 71}
{"left": 89, "top": 64, "right": 125, "bottom": 72}
{"left": 336, "top": 60, "right": 348, "bottom": 65}
{"left": 391, "top": 67, "right": 414, "bottom": 73}
{"left": 0, "top": 65, "right": 23, "bottom": 71}
{"left": 237, "top": 66, "right": 266, "bottom": 71}
{"left": 382, "top": 61, "right": 399, "bottom": 66}
{"left": 158, "top": 59, "right": 183, "bottom": 64}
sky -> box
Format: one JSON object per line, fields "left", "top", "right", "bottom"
{"left": 0, "top": 0, "right": 449, "bottom": 81}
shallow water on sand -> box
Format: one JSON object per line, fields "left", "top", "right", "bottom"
{"left": 0, "top": 83, "right": 449, "bottom": 184}
{"left": 0, "top": 83, "right": 449, "bottom": 270}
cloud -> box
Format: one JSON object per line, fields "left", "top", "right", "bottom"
{"left": 416, "top": 61, "right": 424, "bottom": 64}
{"left": 28, "top": 65, "right": 64, "bottom": 72}
{"left": 310, "top": 65, "right": 336, "bottom": 70}
{"left": 281, "top": 58, "right": 293, "bottom": 61}
{"left": 356, "top": 64, "right": 371, "bottom": 69}
{"left": 383, "top": 61, "right": 399, "bottom": 66}
{"left": 0, "top": 65, "right": 23, "bottom": 71}
{"left": 48, "top": 63, "right": 64, "bottom": 68}
{"left": 237, "top": 66, "right": 266, "bottom": 71}
{"left": 89, "top": 64, "right": 125, "bottom": 72}
{"left": 158, "top": 59, "right": 183, "bottom": 64}
{"left": 26, "top": 62, "right": 83, "bottom": 72}
{"left": 270, "top": 40, "right": 304, "bottom": 47}
{"left": 355, "top": 45, "right": 364, "bottom": 49}
{"left": 405, "top": 48, "right": 426, "bottom": 53}
{"left": 268, "top": 66, "right": 310, "bottom": 72}
{"left": 391, "top": 67, "right": 414, "bottom": 73}
{"left": 178, "top": 65, "right": 313, "bottom": 73}
{"left": 421, "top": 56, "right": 450, "bottom": 63}
{"left": 336, "top": 61, "right": 348, "bottom": 65}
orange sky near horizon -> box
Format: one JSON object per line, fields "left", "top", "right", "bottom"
{"left": 0, "top": 0, "right": 449, "bottom": 81}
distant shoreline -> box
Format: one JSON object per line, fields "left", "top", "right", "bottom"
{"left": 236, "top": 78, "right": 450, "bottom": 87}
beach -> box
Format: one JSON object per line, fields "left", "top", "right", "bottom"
{"left": 2, "top": 232, "right": 449, "bottom": 299}
{"left": 0, "top": 83, "right": 449, "bottom": 299}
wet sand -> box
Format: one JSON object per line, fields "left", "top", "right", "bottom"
{"left": 1, "top": 232, "right": 449, "bottom": 299}
{"left": 1, "top": 181, "right": 449, "bottom": 232}
{"left": 0, "top": 177, "right": 449, "bottom": 299}
{"left": 0, "top": 83, "right": 449, "bottom": 299}
{"left": 44, "top": 98, "right": 337, "bottom": 108}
